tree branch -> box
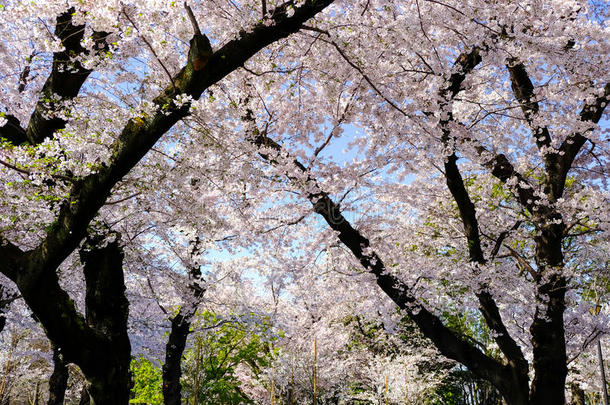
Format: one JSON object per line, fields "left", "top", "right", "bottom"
{"left": 477, "top": 149, "right": 539, "bottom": 214}
{"left": 443, "top": 153, "right": 528, "bottom": 371}
{"left": 436, "top": 50, "right": 528, "bottom": 375}
{"left": 0, "top": 114, "right": 28, "bottom": 145}
{"left": 301, "top": 26, "right": 409, "bottom": 117}
{"left": 552, "top": 82, "right": 610, "bottom": 199}
{"left": 25, "top": 8, "right": 109, "bottom": 145}
{"left": 122, "top": 7, "right": 176, "bottom": 89}
{"left": 17, "top": 0, "right": 336, "bottom": 290}
{"left": 248, "top": 127, "right": 513, "bottom": 397}
{"left": 506, "top": 61, "right": 553, "bottom": 154}
{"left": 184, "top": 2, "right": 202, "bottom": 36}
{"left": 0, "top": 239, "right": 24, "bottom": 281}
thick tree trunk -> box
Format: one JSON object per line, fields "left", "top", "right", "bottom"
{"left": 47, "top": 344, "right": 69, "bottom": 405}
{"left": 162, "top": 311, "right": 192, "bottom": 405}
{"left": 17, "top": 236, "right": 132, "bottom": 405}
{"left": 500, "top": 377, "right": 529, "bottom": 405}
{"left": 83, "top": 366, "right": 131, "bottom": 404}
{"left": 529, "top": 221, "right": 567, "bottom": 405}
{"left": 528, "top": 274, "right": 567, "bottom": 404}
{"left": 78, "top": 238, "right": 132, "bottom": 405}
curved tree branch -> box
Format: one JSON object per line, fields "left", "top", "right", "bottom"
{"left": 506, "top": 61, "right": 553, "bottom": 155}
{"left": 24, "top": 0, "right": 336, "bottom": 276}
{"left": 552, "top": 82, "right": 610, "bottom": 199}
{"left": 248, "top": 127, "right": 518, "bottom": 400}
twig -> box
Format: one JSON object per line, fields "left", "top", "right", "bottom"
{"left": 146, "top": 277, "right": 169, "bottom": 315}
{"left": 0, "top": 157, "right": 74, "bottom": 183}
{"left": 105, "top": 192, "right": 141, "bottom": 205}
{"left": 424, "top": 0, "right": 501, "bottom": 35}
{"left": 260, "top": 214, "right": 307, "bottom": 234}
{"left": 310, "top": 84, "right": 359, "bottom": 165}
{"left": 18, "top": 52, "right": 38, "bottom": 93}
{"left": 241, "top": 64, "right": 300, "bottom": 76}
{"left": 503, "top": 244, "right": 537, "bottom": 279}
{"left": 301, "top": 26, "right": 409, "bottom": 117}
{"left": 311, "top": 129, "right": 335, "bottom": 161}
{"left": 489, "top": 220, "right": 522, "bottom": 260}
{"left": 0, "top": 157, "right": 30, "bottom": 176}
{"left": 567, "top": 329, "right": 602, "bottom": 364}
{"left": 415, "top": 0, "right": 442, "bottom": 65}
{"left": 122, "top": 7, "right": 176, "bottom": 89}
{"left": 360, "top": 0, "right": 371, "bottom": 16}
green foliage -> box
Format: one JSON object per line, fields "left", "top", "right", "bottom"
{"left": 129, "top": 356, "right": 163, "bottom": 405}
{"left": 183, "top": 311, "right": 278, "bottom": 404}
{"left": 342, "top": 314, "right": 401, "bottom": 357}
{"left": 441, "top": 311, "right": 500, "bottom": 359}
{"left": 426, "top": 368, "right": 502, "bottom": 405}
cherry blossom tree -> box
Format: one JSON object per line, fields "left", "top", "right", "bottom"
{"left": 0, "top": 0, "right": 336, "bottom": 402}
{"left": 0, "top": 0, "right": 608, "bottom": 404}
{"left": 217, "top": 1, "right": 609, "bottom": 403}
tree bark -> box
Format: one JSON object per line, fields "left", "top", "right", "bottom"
{"left": 78, "top": 385, "right": 90, "bottom": 405}
{"left": 528, "top": 274, "right": 567, "bottom": 404}
{"left": 78, "top": 237, "right": 131, "bottom": 404}
{"left": 525, "top": 214, "right": 567, "bottom": 404}
{"left": 47, "top": 344, "right": 69, "bottom": 405}
{"left": 162, "top": 311, "right": 192, "bottom": 405}
{"left": 0, "top": 285, "right": 18, "bottom": 334}
{"left": 163, "top": 261, "right": 204, "bottom": 405}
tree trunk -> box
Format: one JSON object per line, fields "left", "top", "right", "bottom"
{"left": 47, "top": 344, "right": 69, "bottom": 405}
{"left": 162, "top": 260, "right": 204, "bottom": 405}
{"left": 83, "top": 368, "right": 131, "bottom": 404}
{"left": 529, "top": 222, "right": 567, "bottom": 405}
{"left": 78, "top": 237, "right": 132, "bottom": 405}
{"left": 162, "top": 311, "right": 192, "bottom": 405}
{"left": 528, "top": 278, "right": 567, "bottom": 404}
{"left": 19, "top": 235, "right": 132, "bottom": 405}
